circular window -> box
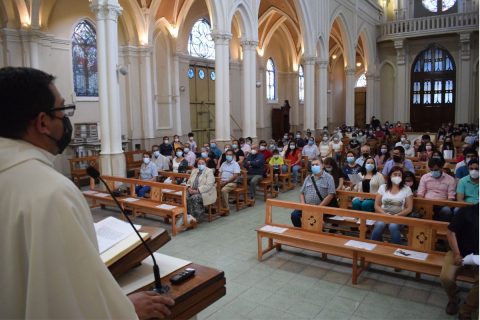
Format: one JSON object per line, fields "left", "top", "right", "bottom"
{"left": 187, "top": 68, "right": 194, "bottom": 79}
{"left": 198, "top": 69, "right": 205, "bottom": 79}
{"left": 210, "top": 71, "right": 216, "bottom": 81}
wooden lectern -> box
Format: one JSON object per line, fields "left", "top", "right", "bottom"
{"left": 110, "top": 227, "right": 226, "bottom": 319}
{"left": 271, "top": 100, "right": 291, "bottom": 141}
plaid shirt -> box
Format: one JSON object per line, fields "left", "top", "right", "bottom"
{"left": 301, "top": 172, "right": 336, "bottom": 205}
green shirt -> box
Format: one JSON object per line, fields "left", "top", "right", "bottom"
{"left": 456, "top": 175, "right": 479, "bottom": 204}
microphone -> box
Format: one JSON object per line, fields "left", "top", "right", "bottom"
{"left": 86, "top": 166, "right": 169, "bottom": 294}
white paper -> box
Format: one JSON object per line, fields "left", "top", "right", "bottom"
{"left": 344, "top": 240, "right": 377, "bottom": 251}
{"left": 463, "top": 254, "right": 479, "bottom": 266}
{"left": 259, "top": 225, "right": 288, "bottom": 234}
{"left": 94, "top": 217, "right": 140, "bottom": 254}
{"left": 82, "top": 190, "right": 98, "bottom": 195}
{"left": 164, "top": 178, "right": 172, "bottom": 184}
{"left": 348, "top": 173, "right": 363, "bottom": 185}
{"left": 356, "top": 219, "right": 376, "bottom": 226}
{"left": 393, "top": 248, "right": 428, "bottom": 261}
{"left": 156, "top": 204, "right": 177, "bottom": 210}
{"left": 94, "top": 192, "right": 110, "bottom": 198}
{"left": 162, "top": 189, "right": 174, "bottom": 193}
{"left": 329, "top": 216, "right": 346, "bottom": 221}
{"left": 117, "top": 253, "right": 191, "bottom": 294}
{"left": 123, "top": 197, "right": 139, "bottom": 202}
{"left": 443, "top": 150, "right": 453, "bottom": 160}
{"left": 173, "top": 191, "right": 182, "bottom": 195}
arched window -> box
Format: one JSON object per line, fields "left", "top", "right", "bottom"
{"left": 188, "top": 18, "right": 215, "bottom": 60}
{"left": 422, "top": 0, "right": 456, "bottom": 13}
{"left": 266, "top": 58, "right": 276, "bottom": 101}
{"left": 410, "top": 45, "right": 455, "bottom": 131}
{"left": 298, "top": 65, "right": 304, "bottom": 102}
{"left": 72, "top": 20, "right": 98, "bottom": 97}
{"left": 355, "top": 73, "right": 367, "bottom": 88}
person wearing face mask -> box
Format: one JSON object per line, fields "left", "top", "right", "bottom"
{"left": 417, "top": 157, "right": 456, "bottom": 221}
{"left": 347, "top": 133, "right": 361, "bottom": 154}
{"left": 199, "top": 147, "right": 217, "bottom": 170}
{"left": 172, "top": 134, "right": 183, "bottom": 150}
{"left": 243, "top": 144, "right": 265, "bottom": 201}
{"left": 382, "top": 146, "right": 415, "bottom": 176}
{"left": 403, "top": 171, "right": 418, "bottom": 196}
{"left": 258, "top": 140, "right": 273, "bottom": 162}
{"left": 187, "top": 132, "right": 197, "bottom": 152}
{"left": 323, "top": 157, "right": 344, "bottom": 190}
{"left": 170, "top": 147, "right": 188, "bottom": 173}
{"left": 455, "top": 148, "right": 478, "bottom": 180}
{"left": 418, "top": 141, "right": 435, "bottom": 161}
{"left": 302, "top": 137, "right": 320, "bottom": 160}
{"left": 294, "top": 131, "right": 306, "bottom": 148}
{"left": 269, "top": 149, "right": 285, "bottom": 191}
{"left": 374, "top": 144, "right": 391, "bottom": 167}
{"left": 329, "top": 135, "right": 343, "bottom": 163}
{"left": 239, "top": 137, "right": 251, "bottom": 156}
{"left": 291, "top": 158, "right": 337, "bottom": 227}
{"left": 284, "top": 141, "right": 303, "bottom": 184}
{"left": 403, "top": 139, "right": 415, "bottom": 158}
{"left": 318, "top": 134, "right": 332, "bottom": 159}
{"left": 219, "top": 149, "right": 241, "bottom": 212}
{"left": 342, "top": 151, "right": 361, "bottom": 182}
{"left": 136, "top": 152, "right": 159, "bottom": 197}
{"left": 395, "top": 134, "right": 408, "bottom": 147}
{"left": 181, "top": 158, "right": 217, "bottom": 226}
{"left": 456, "top": 159, "right": 479, "bottom": 205}
{"left": 356, "top": 131, "right": 366, "bottom": 145}
{"left": 351, "top": 157, "right": 385, "bottom": 212}
{"left": 217, "top": 144, "right": 233, "bottom": 169}
{"left": 231, "top": 140, "right": 245, "bottom": 165}
{"left": 160, "top": 136, "right": 173, "bottom": 158}
{"left": 0, "top": 68, "right": 175, "bottom": 320}
{"left": 465, "top": 130, "right": 479, "bottom": 145}
{"left": 440, "top": 137, "right": 455, "bottom": 160}
{"left": 209, "top": 139, "right": 222, "bottom": 159}
{"left": 371, "top": 167, "right": 413, "bottom": 245}
{"left": 183, "top": 142, "right": 196, "bottom": 167}
{"left": 151, "top": 145, "right": 170, "bottom": 171}
{"left": 355, "top": 145, "right": 374, "bottom": 167}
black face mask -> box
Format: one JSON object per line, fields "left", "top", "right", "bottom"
{"left": 362, "top": 153, "right": 369, "bottom": 158}
{"left": 393, "top": 155, "right": 402, "bottom": 163}
{"left": 47, "top": 116, "right": 72, "bottom": 154}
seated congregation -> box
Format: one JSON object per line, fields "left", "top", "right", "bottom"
{"left": 83, "top": 119, "right": 479, "bottom": 319}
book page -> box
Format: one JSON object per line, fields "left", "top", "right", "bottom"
{"left": 101, "top": 232, "right": 150, "bottom": 266}
{"left": 95, "top": 216, "right": 140, "bottom": 254}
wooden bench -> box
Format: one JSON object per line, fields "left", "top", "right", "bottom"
{"left": 124, "top": 150, "right": 146, "bottom": 176}
{"left": 83, "top": 175, "right": 189, "bottom": 236}
{"left": 232, "top": 170, "right": 254, "bottom": 210}
{"left": 256, "top": 199, "right": 456, "bottom": 284}
{"left": 278, "top": 159, "right": 294, "bottom": 191}
{"left": 68, "top": 156, "right": 99, "bottom": 187}
{"left": 257, "top": 165, "right": 278, "bottom": 201}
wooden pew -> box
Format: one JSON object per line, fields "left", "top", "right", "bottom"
{"left": 257, "top": 199, "right": 461, "bottom": 284}
{"left": 124, "top": 150, "right": 146, "bottom": 176}
{"left": 278, "top": 159, "right": 294, "bottom": 191}
{"left": 257, "top": 164, "right": 278, "bottom": 201}
{"left": 68, "top": 156, "right": 99, "bottom": 187}
{"left": 83, "top": 176, "right": 189, "bottom": 236}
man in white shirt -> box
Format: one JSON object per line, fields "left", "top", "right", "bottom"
{"left": 0, "top": 67, "right": 174, "bottom": 319}
{"left": 219, "top": 149, "right": 241, "bottom": 212}
{"left": 183, "top": 142, "right": 197, "bottom": 166}
{"left": 152, "top": 144, "right": 170, "bottom": 171}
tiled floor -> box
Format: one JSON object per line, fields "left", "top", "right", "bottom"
{"left": 91, "top": 187, "right": 472, "bottom": 320}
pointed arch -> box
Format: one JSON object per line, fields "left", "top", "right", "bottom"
{"left": 329, "top": 10, "right": 354, "bottom": 67}
{"left": 227, "top": 0, "right": 256, "bottom": 40}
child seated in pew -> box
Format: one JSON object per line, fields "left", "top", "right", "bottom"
{"left": 371, "top": 166, "right": 413, "bottom": 245}
{"left": 403, "top": 171, "right": 418, "bottom": 196}
{"left": 351, "top": 157, "right": 385, "bottom": 212}
{"left": 268, "top": 149, "right": 284, "bottom": 191}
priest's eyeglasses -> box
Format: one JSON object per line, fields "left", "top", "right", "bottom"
{"left": 50, "top": 104, "right": 76, "bottom": 117}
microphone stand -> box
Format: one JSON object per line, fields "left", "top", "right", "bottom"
{"left": 89, "top": 167, "right": 169, "bottom": 294}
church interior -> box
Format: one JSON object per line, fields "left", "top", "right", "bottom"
{"left": 1, "top": 0, "right": 479, "bottom": 319}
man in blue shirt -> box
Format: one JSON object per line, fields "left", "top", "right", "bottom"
{"left": 209, "top": 139, "right": 222, "bottom": 159}
{"left": 382, "top": 146, "right": 415, "bottom": 176}
{"left": 243, "top": 144, "right": 265, "bottom": 200}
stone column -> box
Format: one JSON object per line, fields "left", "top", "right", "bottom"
{"left": 316, "top": 59, "right": 328, "bottom": 130}
{"left": 345, "top": 67, "right": 356, "bottom": 126}
{"left": 138, "top": 46, "right": 155, "bottom": 139}
{"left": 241, "top": 39, "right": 258, "bottom": 138}
{"left": 173, "top": 54, "right": 183, "bottom": 135}
{"left": 303, "top": 56, "right": 316, "bottom": 130}
{"left": 457, "top": 32, "right": 471, "bottom": 123}
{"left": 28, "top": 29, "right": 40, "bottom": 68}
{"left": 91, "top": 0, "right": 125, "bottom": 176}
{"left": 212, "top": 33, "right": 231, "bottom": 141}
{"left": 394, "top": 39, "right": 408, "bottom": 122}
{"left": 366, "top": 72, "right": 375, "bottom": 125}
{"left": 374, "top": 74, "right": 381, "bottom": 119}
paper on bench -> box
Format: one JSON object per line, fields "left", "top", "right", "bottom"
{"left": 463, "top": 254, "right": 479, "bottom": 266}
{"left": 94, "top": 192, "right": 110, "bottom": 198}
{"left": 123, "top": 197, "right": 139, "bottom": 202}
{"left": 82, "top": 190, "right": 98, "bottom": 195}
{"left": 162, "top": 189, "right": 174, "bottom": 193}
{"left": 329, "top": 216, "right": 346, "bottom": 221}
{"left": 393, "top": 248, "right": 428, "bottom": 261}
{"left": 95, "top": 216, "right": 141, "bottom": 254}
{"left": 156, "top": 204, "right": 177, "bottom": 210}
{"left": 117, "top": 253, "right": 191, "bottom": 295}
{"left": 356, "top": 219, "right": 376, "bottom": 226}
{"left": 344, "top": 240, "right": 377, "bottom": 251}
{"left": 259, "top": 225, "right": 288, "bottom": 234}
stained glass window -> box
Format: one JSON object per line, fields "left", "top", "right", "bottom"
{"left": 72, "top": 20, "right": 98, "bottom": 97}
{"left": 412, "top": 82, "right": 421, "bottom": 104}
{"left": 188, "top": 19, "right": 215, "bottom": 60}
{"left": 266, "top": 58, "right": 276, "bottom": 101}
{"left": 187, "top": 68, "right": 194, "bottom": 79}
{"left": 298, "top": 65, "right": 304, "bottom": 102}
{"left": 198, "top": 69, "right": 205, "bottom": 79}
{"left": 355, "top": 73, "right": 367, "bottom": 88}
{"left": 422, "top": 0, "right": 456, "bottom": 12}
{"left": 210, "top": 71, "right": 216, "bottom": 81}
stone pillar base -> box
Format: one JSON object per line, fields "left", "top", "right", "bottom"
{"left": 99, "top": 153, "right": 126, "bottom": 177}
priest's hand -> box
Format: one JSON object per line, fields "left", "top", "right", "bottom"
{"left": 128, "top": 291, "right": 175, "bottom": 319}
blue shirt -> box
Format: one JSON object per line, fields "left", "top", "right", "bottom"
{"left": 219, "top": 160, "right": 241, "bottom": 182}
{"left": 457, "top": 175, "right": 479, "bottom": 204}
{"left": 382, "top": 159, "right": 415, "bottom": 176}
{"left": 456, "top": 165, "right": 469, "bottom": 179}
{"left": 140, "top": 161, "right": 158, "bottom": 180}
{"left": 210, "top": 146, "right": 222, "bottom": 159}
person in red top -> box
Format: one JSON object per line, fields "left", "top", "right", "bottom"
{"left": 374, "top": 127, "right": 385, "bottom": 139}
{"left": 258, "top": 140, "right": 273, "bottom": 162}
{"left": 391, "top": 122, "right": 404, "bottom": 136}
{"left": 283, "top": 141, "right": 302, "bottom": 184}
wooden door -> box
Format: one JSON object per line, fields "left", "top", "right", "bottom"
{"left": 355, "top": 90, "right": 366, "bottom": 128}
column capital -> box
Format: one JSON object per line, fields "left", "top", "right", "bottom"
{"left": 212, "top": 33, "right": 232, "bottom": 45}
{"left": 240, "top": 39, "right": 258, "bottom": 50}
{"left": 459, "top": 32, "right": 471, "bottom": 60}
{"left": 393, "top": 39, "right": 405, "bottom": 49}
{"left": 316, "top": 59, "right": 328, "bottom": 68}
{"left": 303, "top": 56, "right": 316, "bottom": 65}
{"left": 365, "top": 72, "right": 375, "bottom": 80}
{"left": 344, "top": 67, "right": 356, "bottom": 75}
{"left": 395, "top": 40, "right": 407, "bottom": 66}
{"left": 90, "top": 2, "right": 123, "bottom": 21}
